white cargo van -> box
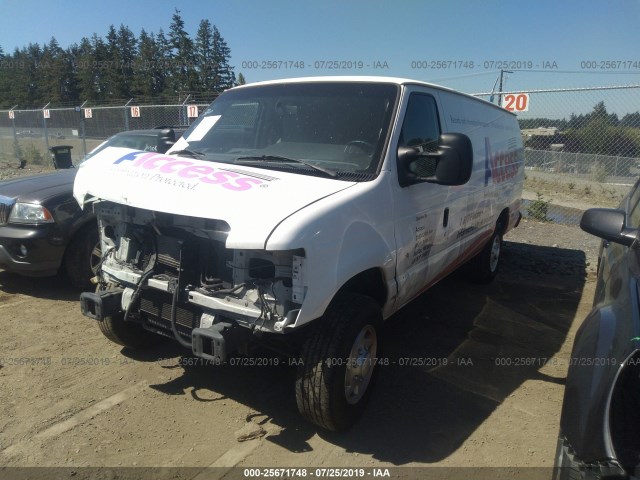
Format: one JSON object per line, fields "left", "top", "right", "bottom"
{"left": 75, "top": 77, "right": 524, "bottom": 430}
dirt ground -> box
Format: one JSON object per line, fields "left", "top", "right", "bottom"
{"left": 523, "top": 169, "right": 630, "bottom": 210}
{"left": 0, "top": 219, "right": 601, "bottom": 479}
{"left": 0, "top": 138, "right": 103, "bottom": 177}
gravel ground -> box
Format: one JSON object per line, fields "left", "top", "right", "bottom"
{"left": 0, "top": 165, "right": 55, "bottom": 181}
{"left": 0, "top": 157, "right": 605, "bottom": 478}
{"left": 504, "top": 218, "right": 601, "bottom": 276}
{"left": 0, "top": 218, "right": 602, "bottom": 477}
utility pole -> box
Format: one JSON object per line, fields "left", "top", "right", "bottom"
{"left": 497, "top": 69, "right": 513, "bottom": 107}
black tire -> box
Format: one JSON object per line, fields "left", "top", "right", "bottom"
{"left": 64, "top": 224, "right": 101, "bottom": 290}
{"left": 295, "top": 293, "right": 382, "bottom": 431}
{"left": 97, "top": 311, "right": 160, "bottom": 349}
{"left": 468, "top": 229, "right": 503, "bottom": 284}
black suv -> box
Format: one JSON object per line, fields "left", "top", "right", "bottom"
{"left": 0, "top": 127, "right": 183, "bottom": 288}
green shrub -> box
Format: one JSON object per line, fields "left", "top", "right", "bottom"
{"left": 527, "top": 192, "right": 551, "bottom": 222}
{"left": 24, "top": 144, "right": 44, "bottom": 165}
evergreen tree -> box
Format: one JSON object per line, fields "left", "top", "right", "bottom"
{"left": 39, "top": 38, "right": 62, "bottom": 102}
{"left": 61, "top": 46, "right": 79, "bottom": 102}
{"left": 155, "top": 28, "right": 171, "bottom": 97}
{"left": 24, "top": 43, "right": 45, "bottom": 104}
{"left": 590, "top": 101, "right": 608, "bottom": 121}
{"left": 168, "top": 9, "right": 197, "bottom": 93}
{"left": 0, "top": 45, "right": 8, "bottom": 106}
{"left": 567, "top": 113, "right": 586, "bottom": 130}
{"left": 133, "top": 29, "right": 156, "bottom": 97}
{"left": 117, "top": 24, "right": 138, "bottom": 98}
{"left": 620, "top": 112, "right": 640, "bottom": 128}
{"left": 74, "top": 37, "right": 99, "bottom": 100}
{"left": 0, "top": 10, "right": 240, "bottom": 105}
{"left": 91, "top": 33, "right": 109, "bottom": 98}
{"left": 134, "top": 29, "right": 170, "bottom": 98}
{"left": 195, "top": 19, "right": 215, "bottom": 91}
{"left": 574, "top": 102, "right": 636, "bottom": 157}
{"left": 236, "top": 72, "right": 246, "bottom": 86}
{"left": 211, "top": 25, "right": 235, "bottom": 90}
{"left": 102, "top": 25, "right": 120, "bottom": 98}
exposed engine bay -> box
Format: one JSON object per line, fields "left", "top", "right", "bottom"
{"left": 80, "top": 200, "right": 306, "bottom": 360}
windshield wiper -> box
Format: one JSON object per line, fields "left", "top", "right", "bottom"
{"left": 235, "top": 155, "right": 337, "bottom": 178}
{"left": 171, "top": 149, "right": 206, "bottom": 159}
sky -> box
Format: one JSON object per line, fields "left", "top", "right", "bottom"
{"left": 1, "top": 0, "right": 639, "bottom": 116}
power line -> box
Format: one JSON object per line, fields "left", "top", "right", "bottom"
{"left": 511, "top": 69, "right": 640, "bottom": 75}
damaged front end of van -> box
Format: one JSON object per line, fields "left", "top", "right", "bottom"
{"left": 74, "top": 145, "right": 360, "bottom": 359}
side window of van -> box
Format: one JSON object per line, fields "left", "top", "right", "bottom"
{"left": 399, "top": 94, "right": 441, "bottom": 151}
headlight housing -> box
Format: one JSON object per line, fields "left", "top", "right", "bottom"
{"left": 8, "top": 203, "right": 54, "bottom": 224}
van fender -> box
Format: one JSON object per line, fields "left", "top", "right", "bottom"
{"left": 265, "top": 180, "right": 397, "bottom": 328}
{"left": 291, "top": 221, "right": 395, "bottom": 328}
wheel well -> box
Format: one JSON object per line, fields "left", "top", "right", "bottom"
{"left": 337, "top": 268, "right": 387, "bottom": 309}
{"left": 609, "top": 351, "right": 640, "bottom": 473}
{"left": 66, "top": 220, "right": 98, "bottom": 247}
{"left": 497, "top": 208, "right": 510, "bottom": 233}
{"left": 62, "top": 220, "right": 98, "bottom": 261}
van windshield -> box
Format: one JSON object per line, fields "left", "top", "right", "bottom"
{"left": 173, "top": 82, "right": 399, "bottom": 181}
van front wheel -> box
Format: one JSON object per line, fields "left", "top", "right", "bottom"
{"left": 295, "top": 294, "right": 382, "bottom": 431}
{"left": 468, "top": 230, "right": 503, "bottom": 284}
{"left": 97, "top": 312, "right": 160, "bottom": 349}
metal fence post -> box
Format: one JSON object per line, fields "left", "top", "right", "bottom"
{"left": 10, "top": 105, "right": 18, "bottom": 162}
{"left": 181, "top": 94, "right": 191, "bottom": 127}
{"left": 124, "top": 98, "right": 133, "bottom": 131}
{"left": 79, "top": 100, "right": 88, "bottom": 157}
{"left": 42, "top": 102, "right": 50, "bottom": 157}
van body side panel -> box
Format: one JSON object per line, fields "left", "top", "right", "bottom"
{"left": 438, "top": 89, "right": 524, "bottom": 247}
{"left": 390, "top": 86, "right": 523, "bottom": 311}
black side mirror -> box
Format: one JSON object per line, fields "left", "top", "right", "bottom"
{"left": 397, "top": 133, "right": 473, "bottom": 187}
{"left": 580, "top": 208, "right": 637, "bottom": 247}
{"left": 158, "top": 128, "right": 176, "bottom": 153}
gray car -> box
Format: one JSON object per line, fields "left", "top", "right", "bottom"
{"left": 554, "top": 178, "right": 640, "bottom": 479}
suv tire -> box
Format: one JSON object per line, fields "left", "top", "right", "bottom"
{"left": 65, "top": 224, "right": 101, "bottom": 290}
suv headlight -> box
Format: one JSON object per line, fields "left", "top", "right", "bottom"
{"left": 9, "top": 203, "right": 54, "bottom": 224}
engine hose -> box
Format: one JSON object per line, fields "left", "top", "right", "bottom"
{"left": 123, "top": 268, "right": 155, "bottom": 323}
{"left": 122, "top": 252, "right": 157, "bottom": 323}
{"left": 170, "top": 283, "right": 192, "bottom": 348}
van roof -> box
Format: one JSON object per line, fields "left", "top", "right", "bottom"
{"left": 231, "top": 76, "right": 515, "bottom": 116}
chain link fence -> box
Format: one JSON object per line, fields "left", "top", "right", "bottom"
{"left": 473, "top": 85, "right": 640, "bottom": 224}
{"left": 1, "top": 86, "right": 640, "bottom": 225}
{"left": 0, "top": 98, "right": 214, "bottom": 168}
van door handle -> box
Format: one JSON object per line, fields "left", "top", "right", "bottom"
{"left": 443, "top": 208, "right": 449, "bottom": 228}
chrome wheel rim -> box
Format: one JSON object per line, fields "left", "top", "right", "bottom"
{"left": 344, "top": 325, "right": 377, "bottom": 405}
{"left": 489, "top": 235, "right": 501, "bottom": 272}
